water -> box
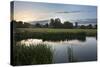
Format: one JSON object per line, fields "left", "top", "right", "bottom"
{"left": 17, "top": 37, "right": 97, "bottom": 63}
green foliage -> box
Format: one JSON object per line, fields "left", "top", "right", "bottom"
{"left": 11, "top": 20, "right": 33, "bottom": 28}
{"left": 14, "top": 28, "right": 97, "bottom": 41}
{"left": 63, "top": 21, "right": 73, "bottom": 28}
{"left": 49, "top": 18, "right": 55, "bottom": 28}
{"left": 12, "top": 43, "right": 53, "bottom": 66}
{"left": 11, "top": 19, "right": 97, "bottom": 29}
{"left": 54, "top": 18, "right": 62, "bottom": 28}
{"left": 80, "top": 25, "right": 86, "bottom": 29}
{"left": 35, "top": 23, "right": 41, "bottom": 28}
{"left": 49, "top": 18, "right": 73, "bottom": 28}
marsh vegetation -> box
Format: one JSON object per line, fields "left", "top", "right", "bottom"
{"left": 14, "top": 28, "right": 96, "bottom": 41}
{"left": 12, "top": 43, "right": 53, "bottom": 65}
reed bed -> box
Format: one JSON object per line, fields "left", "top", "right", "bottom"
{"left": 16, "top": 28, "right": 97, "bottom": 36}
{"left": 13, "top": 28, "right": 94, "bottom": 41}
{"left": 12, "top": 43, "right": 53, "bottom": 66}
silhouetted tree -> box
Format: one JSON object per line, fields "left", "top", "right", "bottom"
{"left": 54, "top": 18, "right": 62, "bottom": 28}
{"left": 80, "top": 25, "right": 86, "bottom": 29}
{"left": 63, "top": 21, "right": 73, "bottom": 28}
{"left": 49, "top": 18, "right": 55, "bottom": 28}
{"left": 35, "top": 23, "right": 41, "bottom": 28}
{"left": 44, "top": 23, "right": 48, "bottom": 28}
{"left": 11, "top": 20, "right": 34, "bottom": 28}
{"left": 87, "top": 24, "right": 93, "bottom": 29}
{"left": 17, "top": 21, "right": 24, "bottom": 28}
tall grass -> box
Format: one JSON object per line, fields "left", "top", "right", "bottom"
{"left": 12, "top": 43, "right": 53, "bottom": 66}
{"left": 13, "top": 28, "right": 97, "bottom": 41}
{"left": 14, "top": 29, "right": 88, "bottom": 41}
{"left": 16, "top": 28, "right": 97, "bottom": 36}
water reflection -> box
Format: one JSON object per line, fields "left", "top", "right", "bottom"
{"left": 67, "top": 45, "right": 79, "bottom": 62}
{"left": 19, "top": 39, "right": 43, "bottom": 46}
{"left": 17, "top": 37, "right": 97, "bottom": 63}
{"left": 17, "top": 38, "right": 86, "bottom": 46}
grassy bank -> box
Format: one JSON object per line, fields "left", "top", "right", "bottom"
{"left": 12, "top": 43, "right": 53, "bottom": 66}
{"left": 16, "top": 28, "right": 97, "bottom": 36}
{"left": 14, "top": 28, "right": 96, "bottom": 41}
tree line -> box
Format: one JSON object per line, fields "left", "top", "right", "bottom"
{"left": 11, "top": 18, "right": 97, "bottom": 29}
{"left": 34, "top": 18, "right": 97, "bottom": 29}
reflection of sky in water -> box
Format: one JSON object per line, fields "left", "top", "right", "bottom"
{"left": 18, "top": 38, "right": 85, "bottom": 46}
{"left": 72, "top": 37, "right": 97, "bottom": 61}
{"left": 17, "top": 37, "right": 97, "bottom": 63}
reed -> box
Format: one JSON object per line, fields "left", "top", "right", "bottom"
{"left": 14, "top": 28, "right": 90, "bottom": 41}
{"left": 12, "top": 43, "right": 53, "bottom": 66}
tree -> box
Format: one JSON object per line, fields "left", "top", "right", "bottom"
{"left": 49, "top": 18, "right": 55, "bottom": 28}
{"left": 87, "top": 24, "right": 93, "bottom": 29}
{"left": 54, "top": 18, "right": 62, "bottom": 28}
{"left": 11, "top": 20, "right": 33, "bottom": 28}
{"left": 80, "top": 25, "right": 86, "bottom": 29}
{"left": 44, "top": 23, "right": 48, "bottom": 28}
{"left": 63, "top": 21, "right": 73, "bottom": 28}
{"left": 35, "top": 23, "right": 41, "bottom": 28}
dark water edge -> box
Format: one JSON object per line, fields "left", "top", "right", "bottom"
{"left": 14, "top": 32, "right": 87, "bottom": 41}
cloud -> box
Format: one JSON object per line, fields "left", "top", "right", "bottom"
{"left": 75, "top": 18, "right": 97, "bottom": 24}
{"left": 29, "top": 19, "right": 49, "bottom": 25}
{"left": 56, "top": 11, "right": 81, "bottom": 14}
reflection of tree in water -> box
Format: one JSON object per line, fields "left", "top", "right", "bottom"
{"left": 67, "top": 45, "right": 78, "bottom": 62}
{"left": 66, "top": 36, "right": 86, "bottom": 42}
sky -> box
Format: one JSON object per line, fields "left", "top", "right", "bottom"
{"left": 12, "top": 1, "right": 97, "bottom": 25}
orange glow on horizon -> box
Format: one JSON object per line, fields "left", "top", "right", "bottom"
{"left": 14, "top": 11, "right": 37, "bottom": 22}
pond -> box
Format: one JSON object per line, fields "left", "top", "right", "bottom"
{"left": 17, "top": 37, "right": 97, "bottom": 63}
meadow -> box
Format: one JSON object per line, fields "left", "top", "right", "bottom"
{"left": 16, "top": 28, "right": 97, "bottom": 35}
{"left": 14, "top": 28, "right": 97, "bottom": 41}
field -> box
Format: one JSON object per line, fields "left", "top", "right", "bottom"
{"left": 14, "top": 28, "right": 97, "bottom": 41}
{"left": 16, "top": 28, "right": 97, "bottom": 36}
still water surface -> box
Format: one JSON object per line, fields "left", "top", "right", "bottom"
{"left": 18, "top": 37, "right": 97, "bottom": 63}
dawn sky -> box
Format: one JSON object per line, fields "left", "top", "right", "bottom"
{"left": 13, "top": 1, "right": 97, "bottom": 24}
